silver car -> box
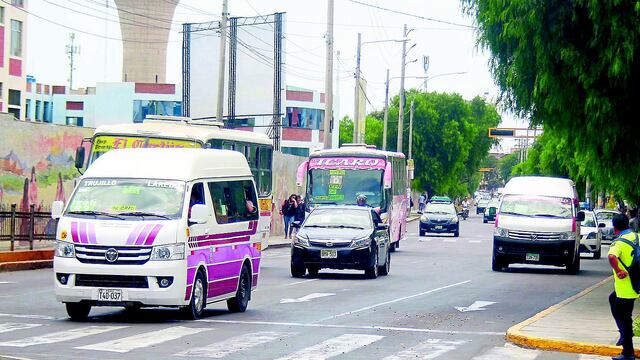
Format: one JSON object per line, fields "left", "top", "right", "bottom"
{"left": 579, "top": 210, "right": 602, "bottom": 258}
{"left": 594, "top": 209, "right": 620, "bottom": 243}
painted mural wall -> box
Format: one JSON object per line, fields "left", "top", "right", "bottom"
{"left": 271, "top": 152, "right": 307, "bottom": 236}
{"left": 0, "top": 116, "right": 93, "bottom": 210}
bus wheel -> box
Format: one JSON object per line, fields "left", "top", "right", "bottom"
{"left": 66, "top": 302, "right": 91, "bottom": 321}
{"left": 228, "top": 265, "right": 251, "bottom": 313}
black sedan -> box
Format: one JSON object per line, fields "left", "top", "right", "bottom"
{"left": 419, "top": 201, "right": 460, "bottom": 237}
{"left": 290, "top": 206, "right": 390, "bottom": 279}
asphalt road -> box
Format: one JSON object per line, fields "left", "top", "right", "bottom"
{"left": 0, "top": 211, "right": 614, "bottom": 360}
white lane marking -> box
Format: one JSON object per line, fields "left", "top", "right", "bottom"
{"left": 0, "top": 314, "right": 57, "bottom": 320}
{"left": 419, "top": 239, "right": 432, "bottom": 242}
{"left": 579, "top": 355, "right": 609, "bottom": 359}
{"left": 0, "top": 282, "right": 16, "bottom": 284}
{"left": 281, "top": 293, "right": 335, "bottom": 304}
{"left": 177, "top": 331, "right": 295, "bottom": 358}
{"left": 472, "top": 344, "right": 539, "bottom": 360}
{"left": 443, "top": 239, "right": 457, "bottom": 243}
{"left": 469, "top": 240, "right": 482, "bottom": 243}
{"left": 383, "top": 339, "right": 467, "bottom": 360}
{"left": 455, "top": 301, "right": 497, "bottom": 312}
{"left": 0, "top": 326, "right": 125, "bottom": 347}
{"left": 76, "top": 326, "right": 209, "bottom": 353}
{"left": 0, "top": 323, "right": 43, "bottom": 334}
{"left": 283, "top": 279, "right": 319, "bottom": 287}
{"left": 197, "top": 319, "right": 503, "bottom": 336}
{"left": 319, "top": 280, "right": 471, "bottom": 322}
{"left": 275, "top": 334, "right": 384, "bottom": 360}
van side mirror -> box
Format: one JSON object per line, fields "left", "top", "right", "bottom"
{"left": 598, "top": 223, "right": 607, "bottom": 228}
{"left": 189, "top": 204, "right": 209, "bottom": 224}
{"left": 51, "top": 201, "right": 64, "bottom": 219}
{"left": 75, "top": 146, "right": 85, "bottom": 169}
{"left": 576, "top": 211, "right": 585, "bottom": 222}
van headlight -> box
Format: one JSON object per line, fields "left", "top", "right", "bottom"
{"left": 351, "top": 237, "right": 371, "bottom": 248}
{"left": 558, "top": 231, "right": 576, "bottom": 241}
{"left": 55, "top": 241, "right": 75, "bottom": 258}
{"left": 494, "top": 227, "right": 508, "bottom": 238}
{"left": 294, "top": 235, "right": 309, "bottom": 247}
{"left": 150, "top": 243, "right": 185, "bottom": 261}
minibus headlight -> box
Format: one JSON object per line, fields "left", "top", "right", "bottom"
{"left": 494, "top": 227, "right": 508, "bottom": 238}
{"left": 150, "top": 244, "right": 185, "bottom": 261}
{"left": 559, "top": 231, "right": 576, "bottom": 241}
{"left": 351, "top": 237, "right": 371, "bottom": 248}
{"left": 294, "top": 235, "right": 309, "bottom": 247}
{"left": 55, "top": 241, "right": 75, "bottom": 258}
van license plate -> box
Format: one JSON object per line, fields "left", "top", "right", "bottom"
{"left": 321, "top": 250, "right": 337, "bottom": 259}
{"left": 526, "top": 253, "right": 540, "bottom": 262}
{"left": 98, "top": 289, "right": 122, "bottom": 302}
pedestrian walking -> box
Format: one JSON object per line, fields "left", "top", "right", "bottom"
{"left": 293, "top": 195, "right": 306, "bottom": 232}
{"left": 281, "top": 194, "right": 298, "bottom": 239}
{"left": 418, "top": 193, "right": 426, "bottom": 214}
{"left": 628, "top": 208, "right": 639, "bottom": 233}
{"left": 607, "top": 214, "right": 639, "bottom": 360}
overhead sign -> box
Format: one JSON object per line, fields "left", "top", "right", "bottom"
{"left": 478, "top": 168, "right": 494, "bottom": 173}
{"left": 488, "top": 127, "right": 543, "bottom": 139}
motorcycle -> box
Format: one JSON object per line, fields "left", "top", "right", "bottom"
{"left": 461, "top": 206, "right": 469, "bottom": 220}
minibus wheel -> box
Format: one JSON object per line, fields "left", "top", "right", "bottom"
{"left": 182, "top": 271, "right": 206, "bottom": 320}
{"left": 66, "top": 302, "right": 91, "bottom": 321}
{"left": 228, "top": 265, "right": 251, "bottom": 313}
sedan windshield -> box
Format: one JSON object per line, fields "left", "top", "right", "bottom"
{"left": 304, "top": 208, "right": 372, "bottom": 229}
{"left": 596, "top": 211, "right": 618, "bottom": 221}
{"left": 66, "top": 179, "right": 185, "bottom": 220}
{"left": 500, "top": 195, "right": 573, "bottom": 219}
{"left": 425, "top": 203, "right": 456, "bottom": 215}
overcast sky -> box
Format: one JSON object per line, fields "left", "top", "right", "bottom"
{"left": 25, "top": 0, "right": 524, "bottom": 149}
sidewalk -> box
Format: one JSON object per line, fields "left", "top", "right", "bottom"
{"left": 507, "top": 276, "right": 640, "bottom": 357}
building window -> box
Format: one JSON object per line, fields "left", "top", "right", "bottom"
{"left": 132, "top": 100, "right": 181, "bottom": 123}
{"left": 0, "top": 83, "right": 3, "bottom": 98}
{"left": 10, "top": 20, "right": 22, "bottom": 57}
{"left": 8, "top": 89, "right": 20, "bottom": 106}
{"left": 66, "top": 117, "right": 84, "bottom": 126}
{"left": 285, "top": 107, "right": 324, "bottom": 130}
{"left": 7, "top": 108, "right": 19, "bottom": 119}
{"left": 282, "top": 147, "right": 310, "bottom": 157}
{"left": 0, "top": 6, "right": 5, "bottom": 24}
{"left": 35, "top": 100, "right": 41, "bottom": 121}
{"left": 11, "top": 0, "right": 24, "bottom": 7}
{"left": 43, "top": 101, "right": 52, "bottom": 123}
{"left": 25, "top": 99, "right": 30, "bottom": 119}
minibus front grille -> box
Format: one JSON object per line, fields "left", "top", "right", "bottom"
{"left": 508, "top": 230, "right": 562, "bottom": 241}
{"left": 75, "top": 274, "right": 149, "bottom": 288}
{"left": 75, "top": 245, "right": 152, "bottom": 265}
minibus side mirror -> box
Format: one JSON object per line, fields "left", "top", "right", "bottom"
{"left": 75, "top": 146, "right": 85, "bottom": 170}
{"left": 189, "top": 204, "right": 209, "bottom": 224}
{"left": 598, "top": 223, "right": 607, "bottom": 228}
{"left": 576, "top": 211, "right": 585, "bottom": 222}
{"left": 51, "top": 201, "right": 64, "bottom": 220}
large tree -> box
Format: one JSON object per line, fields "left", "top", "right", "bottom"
{"left": 463, "top": 0, "right": 640, "bottom": 202}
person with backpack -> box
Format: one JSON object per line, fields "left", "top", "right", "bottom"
{"left": 607, "top": 214, "right": 639, "bottom": 360}
{"left": 280, "top": 194, "right": 298, "bottom": 240}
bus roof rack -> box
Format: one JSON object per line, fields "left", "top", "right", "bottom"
{"left": 341, "top": 143, "right": 376, "bottom": 149}
{"left": 144, "top": 115, "right": 223, "bottom": 127}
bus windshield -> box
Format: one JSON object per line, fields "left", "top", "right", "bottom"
{"left": 90, "top": 135, "right": 200, "bottom": 163}
{"left": 308, "top": 169, "right": 383, "bottom": 207}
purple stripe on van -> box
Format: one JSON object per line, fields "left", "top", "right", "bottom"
{"left": 186, "top": 267, "right": 197, "bottom": 284}
{"left": 126, "top": 224, "right": 144, "bottom": 245}
{"left": 78, "top": 222, "right": 89, "bottom": 244}
{"left": 193, "top": 236, "right": 250, "bottom": 248}
{"left": 143, "top": 224, "right": 163, "bottom": 246}
{"left": 208, "top": 278, "right": 238, "bottom": 298}
{"left": 134, "top": 224, "right": 155, "bottom": 245}
{"left": 88, "top": 223, "right": 97, "bottom": 244}
{"left": 206, "top": 262, "right": 242, "bottom": 281}
{"left": 184, "top": 285, "right": 192, "bottom": 301}
{"left": 189, "top": 221, "right": 258, "bottom": 242}
{"left": 70, "top": 222, "right": 79, "bottom": 243}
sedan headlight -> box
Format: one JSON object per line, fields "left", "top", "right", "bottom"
{"left": 294, "top": 235, "right": 309, "bottom": 247}
{"left": 420, "top": 215, "right": 430, "bottom": 222}
{"left": 351, "top": 237, "right": 371, "bottom": 248}
{"left": 558, "top": 231, "right": 576, "bottom": 241}
{"left": 55, "top": 241, "right": 75, "bottom": 258}
{"left": 451, "top": 216, "right": 459, "bottom": 224}
{"left": 494, "top": 227, "right": 508, "bottom": 238}
{"left": 150, "top": 243, "right": 185, "bottom": 261}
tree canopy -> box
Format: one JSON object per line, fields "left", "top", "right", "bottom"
{"left": 463, "top": 0, "right": 640, "bottom": 202}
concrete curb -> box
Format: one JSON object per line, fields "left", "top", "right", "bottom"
{"left": 0, "top": 249, "right": 54, "bottom": 273}
{"left": 506, "top": 276, "right": 640, "bottom": 357}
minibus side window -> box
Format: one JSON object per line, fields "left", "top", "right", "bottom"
{"left": 208, "top": 180, "right": 259, "bottom": 224}
{"left": 188, "top": 183, "right": 206, "bottom": 224}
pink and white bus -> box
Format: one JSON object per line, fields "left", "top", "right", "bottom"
{"left": 296, "top": 145, "right": 409, "bottom": 250}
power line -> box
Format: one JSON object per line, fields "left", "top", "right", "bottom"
{"left": 80, "top": 0, "right": 185, "bottom": 26}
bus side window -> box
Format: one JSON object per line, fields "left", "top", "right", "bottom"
{"left": 222, "top": 141, "right": 234, "bottom": 151}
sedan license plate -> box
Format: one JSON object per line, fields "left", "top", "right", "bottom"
{"left": 98, "top": 289, "right": 122, "bottom": 302}
{"left": 525, "top": 253, "right": 540, "bottom": 262}
{"left": 435, "top": 225, "right": 443, "bottom": 230}
{"left": 321, "top": 249, "right": 338, "bottom": 259}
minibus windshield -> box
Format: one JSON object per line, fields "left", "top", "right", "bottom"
{"left": 66, "top": 179, "right": 185, "bottom": 220}
{"left": 500, "top": 195, "right": 573, "bottom": 219}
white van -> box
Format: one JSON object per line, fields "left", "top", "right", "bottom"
{"left": 52, "top": 148, "right": 263, "bottom": 320}
{"left": 492, "top": 176, "right": 585, "bottom": 274}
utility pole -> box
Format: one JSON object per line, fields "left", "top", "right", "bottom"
{"left": 216, "top": 0, "right": 228, "bottom": 123}
{"left": 323, "top": 0, "right": 334, "bottom": 149}
{"left": 409, "top": 100, "right": 414, "bottom": 160}
{"left": 397, "top": 24, "right": 408, "bottom": 153}
{"left": 66, "top": 33, "right": 80, "bottom": 90}
{"left": 382, "top": 68, "right": 390, "bottom": 150}
{"left": 353, "top": 32, "right": 362, "bottom": 143}
{"left": 335, "top": 50, "right": 341, "bottom": 138}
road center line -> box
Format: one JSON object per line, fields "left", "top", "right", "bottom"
{"left": 283, "top": 279, "right": 319, "bottom": 287}
{"left": 196, "top": 319, "right": 502, "bottom": 336}
{"left": 317, "top": 280, "right": 471, "bottom": 322}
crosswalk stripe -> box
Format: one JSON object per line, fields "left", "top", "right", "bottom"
{"left": 469, "top": 240, "right": 482, "bottom": 243}
{"left": 0, "top": 323, "right": 43, "bottom": 334}
{"left": 383, "top": 339, "right": 467, "bottom": 360}
{"left": 76, "top": 326, "right": 209, "bottom": 353}
{"left": 176, "top": 331, "right": 295, "bottom": 358}
{"left": 472, "top": 344, "right": 539, "bottom": 360}
{"left": 275, "top": 334, "right": 384, "bottom": 360}
{"left": 0, "top": 326, "right": 126, "bottom": 347}
{"left": 443, "top": 239, "right": 457, "bottom": 243}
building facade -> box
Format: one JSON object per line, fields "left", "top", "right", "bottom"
{"left": 0, "top": 0, "right": 27, "bottom": 121}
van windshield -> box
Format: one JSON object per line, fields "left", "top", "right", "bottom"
{"left": 500, "top": 195, "right": 573, "bottom": 219}
{"left": 66, "top": 179, "right": 185, "bottom": 220}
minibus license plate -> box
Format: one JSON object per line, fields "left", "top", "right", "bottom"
{"left": 526, "top": 253, "right": 540, "bottom": 262}
{"left": 435, "top": 225, "right": 443, "bottom": 230}
{"left": 98, "top": 289, "right": 122, "bottom": 302}
{"left": 321, "top": 250, "right": 337, "bottom": 259}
